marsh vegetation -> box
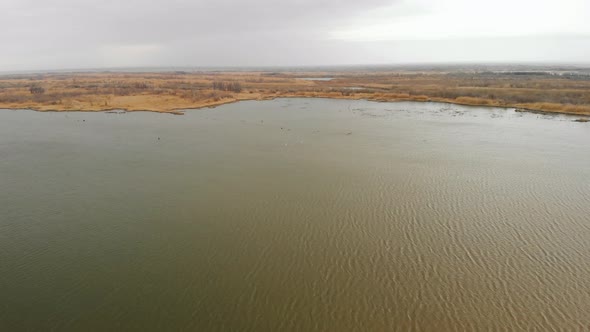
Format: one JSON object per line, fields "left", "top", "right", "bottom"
{"left": 1, "top": 67, "right": 589, "bottom": 115}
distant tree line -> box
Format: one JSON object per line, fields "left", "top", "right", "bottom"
{"left": 212, "top": 81, "right": 242, "bottom": 93}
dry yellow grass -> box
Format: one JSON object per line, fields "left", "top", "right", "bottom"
{"left": 1, "top": 70, "right": 589, "bottom": 116}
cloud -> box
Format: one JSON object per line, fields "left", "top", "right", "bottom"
{"left": 0, "top": 0, "right": 589, "bottom": 70}
{"left": 97, "top": 43, "right": 164, "bottom": 67}
{"left": 331, "top": 0, "right": 590, "bottom": 41}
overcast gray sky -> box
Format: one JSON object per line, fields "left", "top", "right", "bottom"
{"left": 1, "top": 0, "right": 589, "bottom": 71}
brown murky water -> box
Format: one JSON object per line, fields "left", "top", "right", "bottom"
{"left": 1, "top": 99, "right": 589, "bottom": 331}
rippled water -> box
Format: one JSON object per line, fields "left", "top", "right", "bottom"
{"left": 1, "top": 99, "right": 589, "bottom": 331}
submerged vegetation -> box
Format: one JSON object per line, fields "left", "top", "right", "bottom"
{"left": 0, "top": 68, "right": 589, "bottom": 115}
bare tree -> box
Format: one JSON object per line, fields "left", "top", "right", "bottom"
{"left": 229, "top": 82, "right": 242, "bottom": 93}
{"left": 213, "top": 81, "right": 242, "bottom": 92}
{"left": 29, "top": 84, "right": 45, "bottom": 95}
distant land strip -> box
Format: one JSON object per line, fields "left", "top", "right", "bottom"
{"left": 1, "top": 69, "right": 589, "bottom": 117}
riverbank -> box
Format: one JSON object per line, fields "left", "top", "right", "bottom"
{"left": 4, "top": 93, "right": 590, "bottom": 120}
{"left": 1, "top": 69, "right": 589, "bottom": 117}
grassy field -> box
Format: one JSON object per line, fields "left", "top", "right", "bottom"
{"left": 1, "top": 68, "right": 589, "bottom": 117}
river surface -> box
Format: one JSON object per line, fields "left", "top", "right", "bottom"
{"left": 1, "top": 99, "right": 589, "bottom": 331}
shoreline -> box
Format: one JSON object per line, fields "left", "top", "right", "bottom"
{"left": 1, "top": 70, "right": 589, "bottom": 119}
{"left": 2, "top": 95, "right": 589, "bottom": 120}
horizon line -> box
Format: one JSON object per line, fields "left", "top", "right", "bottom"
{"left": 2, "top": 61, "right": 590, "bottom": 75}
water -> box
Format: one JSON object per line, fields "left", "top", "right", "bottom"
{"left": 1, "top": 99, "right": 589, "bottom": 331}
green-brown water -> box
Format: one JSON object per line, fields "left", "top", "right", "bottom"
{"left": 1, "top": 99, "right": 589, "bottom": 331}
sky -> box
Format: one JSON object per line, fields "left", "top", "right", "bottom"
{"left": 1, "top": 0, "right": 589, "bottom": 71}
